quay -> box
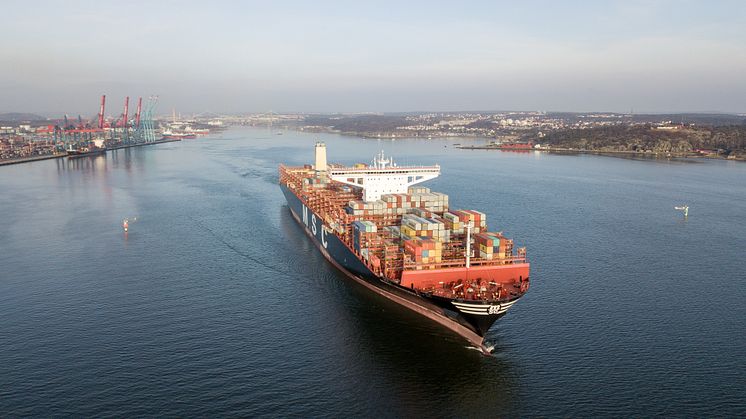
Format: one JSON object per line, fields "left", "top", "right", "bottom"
{"left": 0, "top": 153, "right": 68, "bottom": 166}
{"left": 107, "top": 137, "right": 181, "bottom": 151}
{"left": 0, "top": 138, "right": 182, "bottom": 167}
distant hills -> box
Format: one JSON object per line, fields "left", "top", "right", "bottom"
{"left": 542, "top": 125, "right": 746, "bottom": 154}
{"left": 546, "top": 112, "right": 746, "bottom": 126}
{"left": 0, "top": 113, "right": 47, "bottom": 122}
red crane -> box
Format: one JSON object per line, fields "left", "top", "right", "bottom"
{"left": 122, "top": 96, "right": 129, "bottom": 129}
{"left": 98, "top": 95, "right": 106, "bottom": 129}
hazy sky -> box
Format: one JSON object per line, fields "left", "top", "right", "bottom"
{"left": 2, "top": 0, "right": 745, "bottom": 115}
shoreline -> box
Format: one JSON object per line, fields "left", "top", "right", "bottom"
{"left": 295, "top": 126, "right": 745, "bottom": 162}
{"left": 106, "top": 137, "right": 182, "bottom": 151}
{"left": 0, "top": 153, "right": 67, "bottom": 166}
{"left": 456, "top": 145, "right": 745, "bottom": 161}
{"left": 456, "top": 146, "right": 746, "bottom": 161}
{"left": 0, "top": 138, "right": 182, "bottom": 167}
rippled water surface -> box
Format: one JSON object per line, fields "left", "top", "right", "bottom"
{"left": 1, "top": 128, "right": 745, "bottom": 416}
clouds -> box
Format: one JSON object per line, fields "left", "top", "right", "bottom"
{"left": 1, "top": 0, "right": 745, "bottom": 114}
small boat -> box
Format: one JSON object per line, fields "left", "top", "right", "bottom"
{"left": 674, "top": 205, "right": 689, "bottom": 217}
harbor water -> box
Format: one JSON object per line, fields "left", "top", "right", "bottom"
{"left": 1, "top": 127, "right": 744, "bottom": 416}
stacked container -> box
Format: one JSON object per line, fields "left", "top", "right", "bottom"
{"left": 499, "top": 237, "right": 514, "bottom": 259}
{"left": 410, "top": 208, "right": 432, "bottom": 218}
{"left": 382, "top": 225, "right": 401, "bottom": 238}
{"left": 349, "top": 190, "right": 449, "bottom": 216}
{"left": 352, "top": 220, "right": 377, "bottom": 254}
{"left": 403, "top": 238, "right": 443, "bottom": 267}
{"left": 442, "top": 212, "right": 465, "bottom": 234}
{"left": 449, "top": 210, "right": 487, "bottom": 233}
{"left": 400, "top": 214, "right": 449, "bottom": 241}
{"left": 475, "top": 233, "right": 501, "bottom": 260}
{"left": 408, "top": 192, "right": 449, "bottom": 213}
{"left": 348, "top": 198, "right": 410, "bottom": 216}
{"left": 408, "top": 186, "right": 430, "bottom": 194}
{"left": 473, "top": 232, "right": 515, "bottom": 260}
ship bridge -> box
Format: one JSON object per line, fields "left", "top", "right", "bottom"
{"left": 324, "top": 148, "right": 440, "bottom": 202}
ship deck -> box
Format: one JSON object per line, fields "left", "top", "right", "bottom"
{"left": 279, "top": 164, "right": 529, "bottom": 300}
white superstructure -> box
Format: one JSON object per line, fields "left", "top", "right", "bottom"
{"left": 327, "top": 150, "right": 440, "bottom": 201}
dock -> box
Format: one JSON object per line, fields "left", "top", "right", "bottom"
{"left": 0, "top": 153, "right": 68, "bottom": 166}
{"left": 107, "top": 137, "right": 181, "bottom": 151}
{"left": 0, "top": 138, "right": 182, "bottom": 167}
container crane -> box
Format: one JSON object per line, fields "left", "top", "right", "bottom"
{"left": 122, "top": 96, "right": 129, "bottom": 142}
{"left": 98, "top": 95, "right": 106, "bottom": 129}
{"left": 134, "top": 97, "right": 142, "bottom": 129}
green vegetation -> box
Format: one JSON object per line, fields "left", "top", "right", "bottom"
{"left": 542, "top": 125, "right": 746, "bottom": 157}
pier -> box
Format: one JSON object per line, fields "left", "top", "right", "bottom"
{"left": 0, "top": 95, "right": 190, "bottom": 167}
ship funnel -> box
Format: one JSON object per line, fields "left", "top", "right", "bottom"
{"left": 314, "top": 141, "right": 327, "bottom": 172}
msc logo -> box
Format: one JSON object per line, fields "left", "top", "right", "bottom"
{"left": 302, "top": 204, "right": 327, "bottom": 249}
{"left": 488, "top": 305, "right": 501, "bottom": 315}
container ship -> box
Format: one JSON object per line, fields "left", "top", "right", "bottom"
{"left": 66, "top": 139, "right": 106, "bottom": 159}
{"left": 160, "top": 127, "right": 210, "bottom": 140}
{"left": 279, "top": 143, "right": 530, "bottom": 353}
{"left": 161, "top": 129, "right": 197, "bottom": 140}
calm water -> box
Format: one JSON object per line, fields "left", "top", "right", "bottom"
{"left": 1, "top": 128, "right": 745, "bottom": 417}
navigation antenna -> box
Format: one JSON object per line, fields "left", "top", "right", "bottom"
{"left": 372, "top": 150, "right": 394, "bottom": 169}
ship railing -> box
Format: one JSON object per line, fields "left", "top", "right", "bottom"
{"left": 328, "top": 165, "right": 440, "bottom": 174}
{"left": 282, "top": 163, "right": 441, "bottom": 174}
{"left": 418, "top": 281, "right": 519, "bottom": 302}
{"left": 402, "top": 256, "right": 527, "bottom": 270}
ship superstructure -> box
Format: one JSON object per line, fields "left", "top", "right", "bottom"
{"left": 279, "top": 142, "right": 530, "bottom": 352}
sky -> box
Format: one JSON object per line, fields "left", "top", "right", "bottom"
{"left": 1, "top": 0, "right": 745, "bottom": 115}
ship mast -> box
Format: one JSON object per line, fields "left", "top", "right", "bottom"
{"left": 466, "top": 221, "right": 472, "bottom": 269}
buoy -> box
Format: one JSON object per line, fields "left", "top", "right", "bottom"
{"left": 123, "top": 218, "right": 129, "bottom": 232}
{"left": 674, "top": 205, "right": 689, "bottom": 217}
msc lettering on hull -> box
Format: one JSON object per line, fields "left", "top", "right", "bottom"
{"left": 302, "top": 204, "right": 327, "bottom": 249}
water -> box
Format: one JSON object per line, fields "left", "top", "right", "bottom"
{"left": 1, "top": 128, "right": 745, "bottom": 417}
